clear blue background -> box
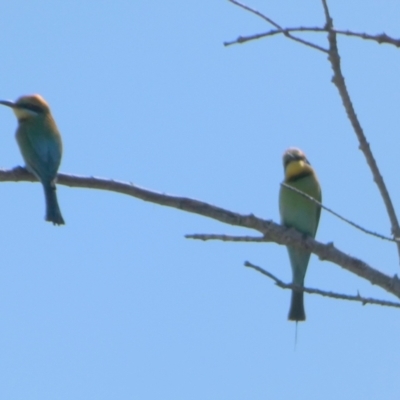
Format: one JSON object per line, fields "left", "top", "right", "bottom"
{"left": 0, "top": 1, "right": 399, "bottom": 399}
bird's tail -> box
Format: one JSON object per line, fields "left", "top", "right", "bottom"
{"left": 43, "top": 182, "right": 65, "bottom": 225}
{"left": 288, "top": 290, "right": 306, "bottom": 321}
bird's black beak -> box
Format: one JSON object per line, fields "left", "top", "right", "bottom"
{"left": 0, "top": 100, "right": 16, "bottom": 108}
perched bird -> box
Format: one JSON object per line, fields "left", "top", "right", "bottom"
{"left": 0, "top": 94, "right": 65, "bottom": 225}
{"left": 279, "top": 148, "right": 321, "bottom": 321}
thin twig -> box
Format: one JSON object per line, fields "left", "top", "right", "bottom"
{"left": 224, "top": 27, "right": 400, "bottom": 48}
{"left": 227, "top": 0, "right": 328, "bottom": 53}
{"left": 186, "top": 234, "right": 268, "bottom": 242}
{"left": 320, "top": 0, "right": 400, "bottom": 260}
{"left": 245, "top": 261, "right": 400, "bottom": 308}
{"left": 1, "top": 166, "right": 400, "bottom": 298}
{"left": 321, "top": 0, "right": 331, "bottom": 25}
{"left": 281, "top": 183, "right": 397, "bottom": 242}
{"left": 334, "top": 30, "right": 400, "bottom": 47}
{"left": 229, "top": 0, "right": 281, "bottom": 29}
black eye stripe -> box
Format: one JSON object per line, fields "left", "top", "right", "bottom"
{"left": 284, "top": 155, "right": 311, "bottom": 168}
{"left": 18, "top": 103, "right": 44, "bottom": 113}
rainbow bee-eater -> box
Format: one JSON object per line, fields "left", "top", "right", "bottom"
{"left": 0, "top": 94, "right": 65, "bottom": 225}
{"left": 279, "top": 148, "right": 321, "bottom": 321}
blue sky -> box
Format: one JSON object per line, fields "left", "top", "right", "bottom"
{"left": 0, "top": 1, "right": 400, "bottom": 399}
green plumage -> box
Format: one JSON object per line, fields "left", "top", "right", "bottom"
{"left": 279, "top": 148, "right": 321, "bottom": 321}
{"left": 16, "top": 114, "right": 64, "bottom": 225}
{"left": 0, "top": 94, "right": 65, "bottom": 225}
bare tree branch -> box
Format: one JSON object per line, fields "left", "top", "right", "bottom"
{"left": 321, "top": 0, "right": 331, "bottom": 25}
{"left": 229, "top": 0, "right": 281, "bottom": 29}
{"left": 2, "top": 166, "right": 400, "bottom": 299}
{"left": 332, "top": 30, "right": 400, "bottom": 47}
{"left": 227, "top": 0, "right": 328, "bottom": 52}
{"left": 186, "top": 234, "right": 267, "bottom": 242}
{"left": 245, "top": 261, "right": 400, "bottom": 309}
{"left": 224, "top": 27, "right": 400, "bottom": 48}
{"left": 281, "top": 183, "right": 397, "bottom": 243}
{"left": 320, "top": 1, "right": 400, "bottom": 260}
{"left": 226, "top": 0, "right": 400, "bottom": 260}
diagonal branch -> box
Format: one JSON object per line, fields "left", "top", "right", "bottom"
{"left": 281, "top": 183, "right": 397, "bottom": 242}
{"left": 320, "top": 0, "right": 400, "bottom": 260}
{"left": 227, "top": 0, "right": 328, "bottom": 53}
{"left": 245, "top": 261, "right": 400, "bottom": 309}
{"left": 1, "top": 166, "right": 400, "bottom": 298}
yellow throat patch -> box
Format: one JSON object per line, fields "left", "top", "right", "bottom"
{"left": 285, "top": 160, "right": 310, "bottom": 180}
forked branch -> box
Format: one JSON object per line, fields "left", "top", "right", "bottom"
{"left": 226, "top": 0, "right": 400, "bottom": 260}
{"left": 321, "top": 0, "right": 400, "bottom": 258}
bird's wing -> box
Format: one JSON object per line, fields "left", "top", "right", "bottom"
{"left": 20, "top": 131, "right": 61, "bottom": 182}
